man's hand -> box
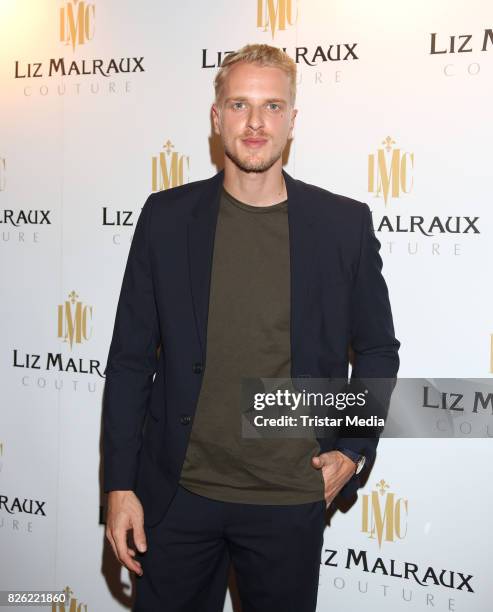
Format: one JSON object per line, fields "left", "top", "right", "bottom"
{"left": 311, "top": 451, "right": 357, "bottom": 508}
{"left": 106, "top": 490, "right": 147, "bottom": 576}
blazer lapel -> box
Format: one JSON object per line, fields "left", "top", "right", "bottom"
{"left": 187, "top": 169, "right": 224, "bottom": 358}
{"left": 282, "top": 169, "right": 317, "bottom": 374}
{"left": 187, "top": 167, "right": 316, "bottom": 371}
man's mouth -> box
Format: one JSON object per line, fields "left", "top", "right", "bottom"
{"left": 242, "top": 137, "right": 268, "bottom": 148}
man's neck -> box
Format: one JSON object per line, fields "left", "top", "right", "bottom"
{"left": 222, "top": 160, "right": 287, "bottom": 207}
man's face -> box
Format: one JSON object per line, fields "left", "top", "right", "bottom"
{"left": 212, "top": 61, "right": 297, "bottom": 173}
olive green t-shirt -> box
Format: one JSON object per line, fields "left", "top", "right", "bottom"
{"left": 178, "top": 185, "right": 325, "bottom": 504}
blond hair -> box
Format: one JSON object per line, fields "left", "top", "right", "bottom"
{"left": 214, "top": 43, "right": 297, "bottom": 106}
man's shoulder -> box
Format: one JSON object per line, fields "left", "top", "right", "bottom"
{"left": 293, "top": 175, "right": 369, "bottom": 219}
{"left": 147, "top": 174, "right": 216, "bottom": 213}
{"left": 144, "top": 171, "right": 370, "bottom": 223}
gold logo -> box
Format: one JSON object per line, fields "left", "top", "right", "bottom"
{"left": 59, "top": 1, "right": 96, "bottom": 52}
{"left": 257, "top": 0, "right": 298, "bottom": 38}
{"left": 151, "top": 140, "right": 190, "bottom": 192}
{"left": 57, "top": 291, "right": 93, "bottom": 349}
{"left": 368, "top": 136, "right": 414, "bottom": 205}
{"left": 361, "top": 479, "right": 408, "bottom": 548}
{"left": 52, "top": 586, "right": 88, "bottom": 611}
{"left": 0, "top": 156, "right": 6, "bottom": 191}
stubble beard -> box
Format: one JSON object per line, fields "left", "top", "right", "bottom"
{"left": 224, "top": 140, "right": 283, "bottom": 174}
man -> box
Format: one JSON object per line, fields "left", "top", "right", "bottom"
{"left": 103, "top": 43, "right": 400, "bottom": 612}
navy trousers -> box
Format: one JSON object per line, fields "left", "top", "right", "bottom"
{"left": 133, "top": 485, "right": 327, "bottom": 612}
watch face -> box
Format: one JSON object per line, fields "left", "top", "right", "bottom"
{"left": 356, "top": 456, "right": 366, "bottom": 474}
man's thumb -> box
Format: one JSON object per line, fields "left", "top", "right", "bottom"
{"left": 312, "top": 455, "right": 322, "bottom": 467}
{"left": 133, "top": 526, "right": 147, "bottom": 552}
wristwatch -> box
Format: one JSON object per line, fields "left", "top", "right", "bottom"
{"left": 337, "top": 447, "right": 366, "bottom": 475}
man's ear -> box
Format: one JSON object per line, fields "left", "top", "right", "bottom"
{"left": 288, "top": 107, "right": 298, "bottom": 138}
{"left": 211, "top": 103, "right": 221, "bottom": 136}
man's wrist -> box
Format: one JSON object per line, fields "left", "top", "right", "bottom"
{"left": 336, "top": 447, "right": 361, "bottom": 463}
{"left": 336, "top": 447, "right": 366, "bottom": 475}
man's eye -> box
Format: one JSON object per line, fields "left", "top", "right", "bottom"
{"left": 268, "top": 103, "right": 280, "bottom": 111}
{"left": 232, "top": 102, "right": 245, "bottom": 110}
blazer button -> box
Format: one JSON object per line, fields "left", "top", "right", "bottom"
{"left": 192, "top": 362, "right": 203, "bottom": 374}
{"left": 180, "top": 414, "right": 191, "bottom": 425}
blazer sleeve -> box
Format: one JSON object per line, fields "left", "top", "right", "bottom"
{"left": 102, "top": 193, "right": 160, "bottom": 493}
{"left": 336, "top": 202, "right": 400, "bottom": 499}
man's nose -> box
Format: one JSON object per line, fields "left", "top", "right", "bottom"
{"left": 247, "top": 106, "right": 264, "bottom": 131}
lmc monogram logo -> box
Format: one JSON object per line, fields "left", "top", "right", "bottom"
{"left": 361, "top": 479, "right": 408, "bottom": 548}
{"left": 57, "top": 291, "right": 93, "bottom": 349}
{"left": 151, "top": 140, "right": 190, "bottom": 192}
{"left": 257, "top": 0, "right": 298, "bottom": 38}
{"left": 59, "top": 0, "right": 96, "bottom": 51}
{"left": 52, "top": 586, "right": 88, "bottom": 612}
{"left": 368, "top": 136, "right": 414, "bottom": 206}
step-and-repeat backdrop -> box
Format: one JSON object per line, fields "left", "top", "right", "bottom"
{"left": 1, "top": 1, "right": 492, "bottom": 610}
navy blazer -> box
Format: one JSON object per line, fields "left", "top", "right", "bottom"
{"left": 102, "top": 168, "right": 400, "bottom": 527}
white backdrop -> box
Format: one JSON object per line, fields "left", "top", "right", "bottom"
{"left": 1, "top": 1, "right": 492, "bottom": 610}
